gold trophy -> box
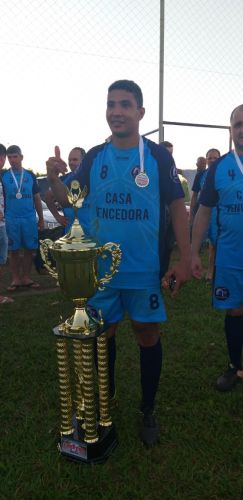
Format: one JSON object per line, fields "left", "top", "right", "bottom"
{"left": 40, "top": 181, "right": 121, "bottom": 464}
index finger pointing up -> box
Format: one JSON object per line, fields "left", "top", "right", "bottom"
{"left": 54, "top": 145, "right": 61, "bottom": 159}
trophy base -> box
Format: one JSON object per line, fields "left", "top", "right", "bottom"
{"left": 59, "top": 416, "right": 118, "bottom": 464}
{"left": 53, "top": 304, "right": 107, "bottom": 340}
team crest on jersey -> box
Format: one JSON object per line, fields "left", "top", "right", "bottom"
{"left": 215, "top": 287, "right": 230, "bottom": 300}
{"left": 131, "top": 166, "right": 140, "bottom": 178}
{"left": 170, "top": 165, "right": 180, "bottom": 183}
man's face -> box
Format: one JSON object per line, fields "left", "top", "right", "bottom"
{"left": 0, "top": 155, "right": 6, "bottom": 170}
{"left": 196, "top": 157, "right": 206, "bottom": 171}
{"left": 207, "top": 150, "right": 220, "bottom": 167}
{"left": 167, "top": 145, "right": 173, "bottom": 155}
{"left": 230, "top": 107, "right": 243, "bottom": 154}
{"left": 68, "top": 149, "right": 82, "bottom": 172}
{"left": 106, "top": 89, "right": 145, "bottom": 139}
{"left": 7, "top": 153, "right": 23, "bottom": 169}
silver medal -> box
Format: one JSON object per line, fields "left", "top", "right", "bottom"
{"left": 135, "top": 172, "right": 149, "bottom": 188}
{"left": 16, "top": 192, "right": 22, "bottom": 199}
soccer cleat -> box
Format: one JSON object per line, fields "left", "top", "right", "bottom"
{"left": 139, "top": 411, "right": 160, "bottom": 447}
{"left": 216, "top": 364, "right": 241, "bottom": 392}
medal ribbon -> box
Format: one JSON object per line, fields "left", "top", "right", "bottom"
{"left": 139, "top": 135, "right": 144, "bottom": 173}
{"left": 10, "top": 168, "right": 24, "bottom": 196}
{"left": 233, "top": 150, "right": 243, "bottom": 175}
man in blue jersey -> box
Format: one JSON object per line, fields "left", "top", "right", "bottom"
{"left": 46, "top": 80, "right": 191, "bottom": 446}
{"left": 192, "top": 104, "right": 243, "bottom": 392}
{"left": 45, "top": 146, "right": 86, "bottom": 233}
{"left": 2, "top": 145, "right": 44, "bottom": 290}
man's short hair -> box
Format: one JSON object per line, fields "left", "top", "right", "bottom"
{"left": 71, "top": 147, "right": 86, "bottom": 158}
{"left": 206, "top": 148, "right": 220, "bottom": 157}
{"left": 0, "top": 144, "right": 6, "bottom": 156}
{"left": 160, "top": 141, "right": 173, "bottom": 148}
{"left": 108, "top": 80, "right": 143, "bottom": 108}
{"left": 6, "top": 145, "right": 22, "bottom": 155}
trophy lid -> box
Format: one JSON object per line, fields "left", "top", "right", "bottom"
{"left": 51, "top": 180, "right": 101, "bottom": 253}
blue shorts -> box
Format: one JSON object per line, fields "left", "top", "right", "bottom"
{"left": 213, "top": 267, "right": 243, "bottom": 310}
{"left": 0, "top": 225, "right": 8, "bottom": 265}
{"left": 6, "top": 216, "right": 38, "bottom": 251}
{"left": 88, "top": 286, "right": 167, "bottom": 324}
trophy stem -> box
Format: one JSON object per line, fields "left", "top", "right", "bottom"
{"left": 56, "top": 338, "right": 74, "bottom": 436}
{"left": 97, "top": 333, "right": 112, "bottom": 427}
{"left": 82, "top": 339, "right": 99, "bottom": 443}
{"left": 72, "top": 340, "right": 85, "bottom": 421}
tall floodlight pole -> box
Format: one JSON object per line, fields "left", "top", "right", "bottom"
{"left": 159, "top": 0, "right": 165, "bottom": 143}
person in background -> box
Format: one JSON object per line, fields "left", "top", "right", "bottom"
{"left": 189, "top": 157, "right": 207, "bottom": 226}
{"left": 46, "top": 79, "right": 191, "bottom": 446}
{"left": 192, "top": 104, "right": 243, "bottom": 392}
{"left": 196, "top": 156, "right": 207, "bottom": 173}
{"left": 160, "top": 140, "right": 173, "bottom": 155}
{"left": 204, "top": 148, "right": 221, "bottom": 281}
{"left": 160, "top": 140, "right": 190, "bottom": 272}
{"left": 45, "top": 147, "right": 86, "bottom": 233}
{"left": 0, "top": 144, "right": 14, "bottom": 303}
{"left": 2, "top": 145, "right": 44, "bottom": 290}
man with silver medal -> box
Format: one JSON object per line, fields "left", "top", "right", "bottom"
{"left": 192, "top": 104, "right": 243, "bottom": 392}
{"left": 1, "top": 145, "right": 44, "bottom": 291}
{"left": 46, "top": 80, "right": 191, "bottom": 447}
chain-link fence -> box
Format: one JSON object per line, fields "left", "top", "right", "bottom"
{"left": 1, "top": 0, "right": 243, "bottom": 172}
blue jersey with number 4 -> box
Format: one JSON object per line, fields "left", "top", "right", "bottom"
{"left": 200, "top": 151, "right": 243, "bottom": 269}
{"left": 69, "top": 138, "right": 184, "bottom": 288}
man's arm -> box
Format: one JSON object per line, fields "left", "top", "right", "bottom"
{"left": 162, "top": 198, "right": 191, "bottom": 295}
{"left": 34, "top": 193, "right": 44, "bottom": 231}
{"left": 46, "top": 146, "right": 70, "bottom": 207}
{"left": 191, "top": 205, "right": 212, "bottom": 279}
{"left": 189, "top": 191, "right": 198, "bottom": 224}
{"left": 45, "top": 189, "right": 67, "bottom": 226}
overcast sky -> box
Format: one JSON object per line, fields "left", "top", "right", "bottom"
{"left": 1, "top": 0, "right": 242, "bottom": 173}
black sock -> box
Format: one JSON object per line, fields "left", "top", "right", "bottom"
{"left": 93, "top": 336, "right": 116, "bottom": 398}
{"left": 140, "top": 339, "right": 162, "bottom": 414}
{"left": 225, "top": 315, "right": 243, "bottom": 370}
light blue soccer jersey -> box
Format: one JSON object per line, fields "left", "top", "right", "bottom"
{"left": 2, "top": 168, "right": 39, "bottom": 218}
{"left": 200, "top": 152, "right": 243, "bottom": 269}
{"left": 70, "top": 138, "right": 184, "bottom": 288}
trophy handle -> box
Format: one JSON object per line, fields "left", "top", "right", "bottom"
{"left": 40, "top": 238, "right": 58, "bottom": 279}
{"left": 96, "top": 243, "right": 122, "bottom": 290}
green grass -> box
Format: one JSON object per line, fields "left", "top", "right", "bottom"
{"left": 1, "top": 272, "right": 243, "bottom": 499}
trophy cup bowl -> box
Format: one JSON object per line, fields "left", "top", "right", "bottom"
{"left": 40, "top": 181, "right": 121, "bottom": 463}
{"left": 40, "top": 181, "right": 121, "bottom": 338}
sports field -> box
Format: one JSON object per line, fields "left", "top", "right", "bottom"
{"left": 1, "top": 252, "right": 243, "bottom": 499}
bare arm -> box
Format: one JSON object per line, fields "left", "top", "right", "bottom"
{"left": 46, "top": 145, "right": 70, "bottom": 208}
{"left": 45, "top": 189, "right": 67, "bottom": 226}
{"left": 191, "top": 205, "right": 212, "bottom": 279}
{"left": 162, "top": 198, "right": 191, "bottom": 296}
{"left": 34, "top": 193, "right": 44, "bottom": 231}
{"left": 189, "top": 191, "right": 198, "bottom": 224}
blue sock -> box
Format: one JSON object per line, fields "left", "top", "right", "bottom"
{"left": 225, "top": 315, "right": 243, "bottom": 370}
{"left": 140, "top": 339, "right": 162, "bottom": 414}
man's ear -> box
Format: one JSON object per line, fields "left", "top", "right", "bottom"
{"left": 138, "top": 107, "right": 145, "bottom": 121}
{"left": 229, "top": 127, "right": 233, "bottom": 149}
